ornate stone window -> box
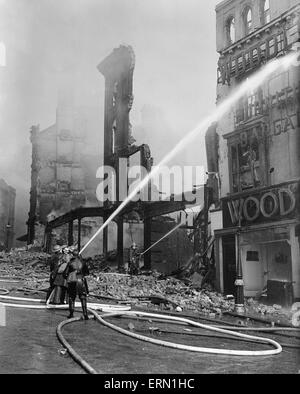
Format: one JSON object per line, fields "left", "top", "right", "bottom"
{"left": 226, "top": 16, "right": 236, "bottom": 45}
{"left": 260, "top": 42, "right": 267, "bottom": 61}
{"left": 243, "top": 7, "right": 253, "bottom": 36}
{"left": 268, "top": 37, "right": 276, "bottom": 57}
{"left": 261, "top": 0, "right": 271, "bottom": 25}
{"left": 276, "top": 33, "right": 285, "bottom": 54}
{"left": 286, "top": 25, "right": 299, "bottom": 46}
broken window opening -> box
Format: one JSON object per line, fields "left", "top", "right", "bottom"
{"left": 261, "top": 0, "right": 271, "bottom": 25}
{"left": 277, "top": 33, "right": 285, "bottom": 54}
{"left": 243, "top": 7, "right": 253, "bottom": 36}
{"left": 268, "top": 37, "right": 276, "bottom": 57}
{"left": 226, "top": 16, "right": 236, "bottom": 45}
{"left": 229, "top": 130, "right": 263, "bottom": 193}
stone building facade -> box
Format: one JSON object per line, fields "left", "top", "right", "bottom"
{"left": 27, "top": 96, "right": 102, "bottom": 252}
{"left": 207, "top": 0, "right": 300, "bottom": 304}
{"left": 0, "top": 179, "right": 15, "bottom": 251}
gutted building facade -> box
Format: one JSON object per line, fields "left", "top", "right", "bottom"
{"left": 0, "top": 179, "right": 16, "bottom": 251}
{"left": 27, "top": 97, "right": 102, "bottom": 252}
{"left": 208, "top": 0, "right": 300, "bottom": 304}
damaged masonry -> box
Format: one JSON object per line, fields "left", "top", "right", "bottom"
{"left": 0, "top": 0, "right": 300, "bottom": 375}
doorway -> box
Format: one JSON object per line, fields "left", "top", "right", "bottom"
{"left": 222, "top": 234, "right": 236, "bottom": 295}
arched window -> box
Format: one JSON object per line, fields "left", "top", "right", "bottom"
{"left": 243, "top": 7, "right": 253, "bottom": 35}
{"left": 0, "top": 42, "right": 6, "bottom": 67}
{"left": 261, "top": 0, "right": 271, "bottom": 25}
{"left": 226, "top": 16, "right": 235, "bottom": 45}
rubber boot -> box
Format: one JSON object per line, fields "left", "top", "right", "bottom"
{"left": 68, "top": 299, "right": 74, "bottom": 319}
{"left": 81, "top": 298, "right": 89, "bottom": 320}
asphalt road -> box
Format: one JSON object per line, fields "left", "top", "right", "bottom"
{"left": 0, "top": 298, "right": 299, "bottom": 374}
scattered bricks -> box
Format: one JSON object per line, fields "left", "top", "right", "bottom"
{"left": 0, "top": 249, "right": 294, "bottom": 322}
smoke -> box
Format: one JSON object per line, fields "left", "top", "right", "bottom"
{"left": 0, "top": 0, "right": 218, "bottom": 240}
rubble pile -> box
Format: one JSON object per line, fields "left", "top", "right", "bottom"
{"left": 89, "top": 272, "right": 235, "bottom": 314}
{"left": 245, "top": 297, "right": 284, "bottom": 316}
{"left": 0, "top": 248, "right": 50, "bottom": 289}
{"left": 0, "top": 249, "right": 294, "bottom": 322}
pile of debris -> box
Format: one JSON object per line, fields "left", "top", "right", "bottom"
{"left": 0, "top": 248, "right": 51, "bottom": 289}
{"left": 0, "top": 249, "right": 295, "bottom": 323}
{"left": 88, "top": 272, "right": 235, "bottom": 315}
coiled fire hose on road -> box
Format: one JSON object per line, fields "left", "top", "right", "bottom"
{"left": 89, "top": 310, "right": 283, "bottom": 356}
{"left": 55, "top": 308, "right": 286, "bottom": 375}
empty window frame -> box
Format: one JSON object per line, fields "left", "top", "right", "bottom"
{"left": 276, "top": 33, "right": 285, "bottom": 54}
{"left": 226, "top": 16, "right": 236, "bottom": 45}
{"left": 286, "top": 25, "right": 299, "bottom": 46}
{"left": 260, "top": 42, "right": 267, "bottom": 61}
{"left": 243, "top": 7, "right": 253, "bottom": 36}
{"left": 268, "top": 37, "right": 276, "bottom": 57}
{"left": 251, "top": 47, "right": 259, "bottom": 64}
{"left": 238, "top": 55, "right": 244, "bottom": 72}
{"left": 231, "top": 58, "right": 236, "bottom": 74}
{"left": 261, "top": 0, "right": 271, "bottom": 25}
{"left": 244, "top": 52, "right": 251, "bottom": 69}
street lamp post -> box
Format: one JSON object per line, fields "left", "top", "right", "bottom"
{"left": 234, "top": 218, "right": 245, "bottom": 314}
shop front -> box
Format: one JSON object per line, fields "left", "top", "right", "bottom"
{"left": 214, "top": 180, "right": 300, "bottom": 305}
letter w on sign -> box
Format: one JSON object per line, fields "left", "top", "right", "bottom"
{"left": 227, "top": 199, "right": 244, "bottom": 225}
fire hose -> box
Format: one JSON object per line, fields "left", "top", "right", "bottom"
{"left": 54, "top": 308, "right": 288, "bottom": 375}
{"left": 1, "top": 293, "right": 299, "bottom": 375}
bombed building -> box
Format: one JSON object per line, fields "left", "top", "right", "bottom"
{"left": 207, "top": 0, "right": 300, "bottom": 304}
{"left": 44, "top": 45, "right": 197, "bottom": 271}
{"left": 0, "top": 179, "right": 15, "bottom": 251}
{"left": 26, "top": 93, "right": 103, "bottom": 253}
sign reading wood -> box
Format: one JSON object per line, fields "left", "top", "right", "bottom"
{"left": 222, "top": 181, "right": 299, "bottom": 228}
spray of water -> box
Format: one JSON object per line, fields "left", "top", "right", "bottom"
{"left": 80, "top": 52, "right": 298, "bottom": 255}
{"left": 140, "top": 221, "right": 183, "bottom": 256}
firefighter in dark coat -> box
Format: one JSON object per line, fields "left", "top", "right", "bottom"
{"left": 64, "top": 249, "right": 90, "bottom": 320}
{"left": 128, "top": 242, "right": 140, "bottom": 275}
{"left": 46, "top": 245, "right": 61, "bottom": 302}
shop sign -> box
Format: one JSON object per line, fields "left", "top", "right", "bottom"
{"left": 222, "top": 182, "right": 299, "bottom": 227}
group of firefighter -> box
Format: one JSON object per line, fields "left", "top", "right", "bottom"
{"left": 46, "top": 245, "right": 90, "bottom": 320}
{"left": 46, "top": 242, "right": 141, "bottom": 320}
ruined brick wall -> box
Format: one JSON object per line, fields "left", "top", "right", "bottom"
{"left": 28, "top": 102, "right": 102, "bottom": 247}
{"left": 0, "top": 179, "right": 16, "bottom": 251}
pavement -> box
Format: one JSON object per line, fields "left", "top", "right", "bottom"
{"left": 0, "top": 283, "right": 299, "bottom": 374}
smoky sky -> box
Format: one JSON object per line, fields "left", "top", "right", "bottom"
{"left": 0, "top": 0, "right": 221, "bottom": 238}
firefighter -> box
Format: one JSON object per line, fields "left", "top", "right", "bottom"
{"left": 46, "top": 244, "right": 61, "bottom": 302}
{"left": 64, "top": 248, "right": 90, "bottom": 320}
{"left": 47, "top": 245, "right": 69, "bottom": 304}
{"left": 128, "top": 242, "right": 140, "bottom": 275}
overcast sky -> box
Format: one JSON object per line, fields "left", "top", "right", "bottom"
{"left": 0, "top": 0, "right": 221, "bottom": 236}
